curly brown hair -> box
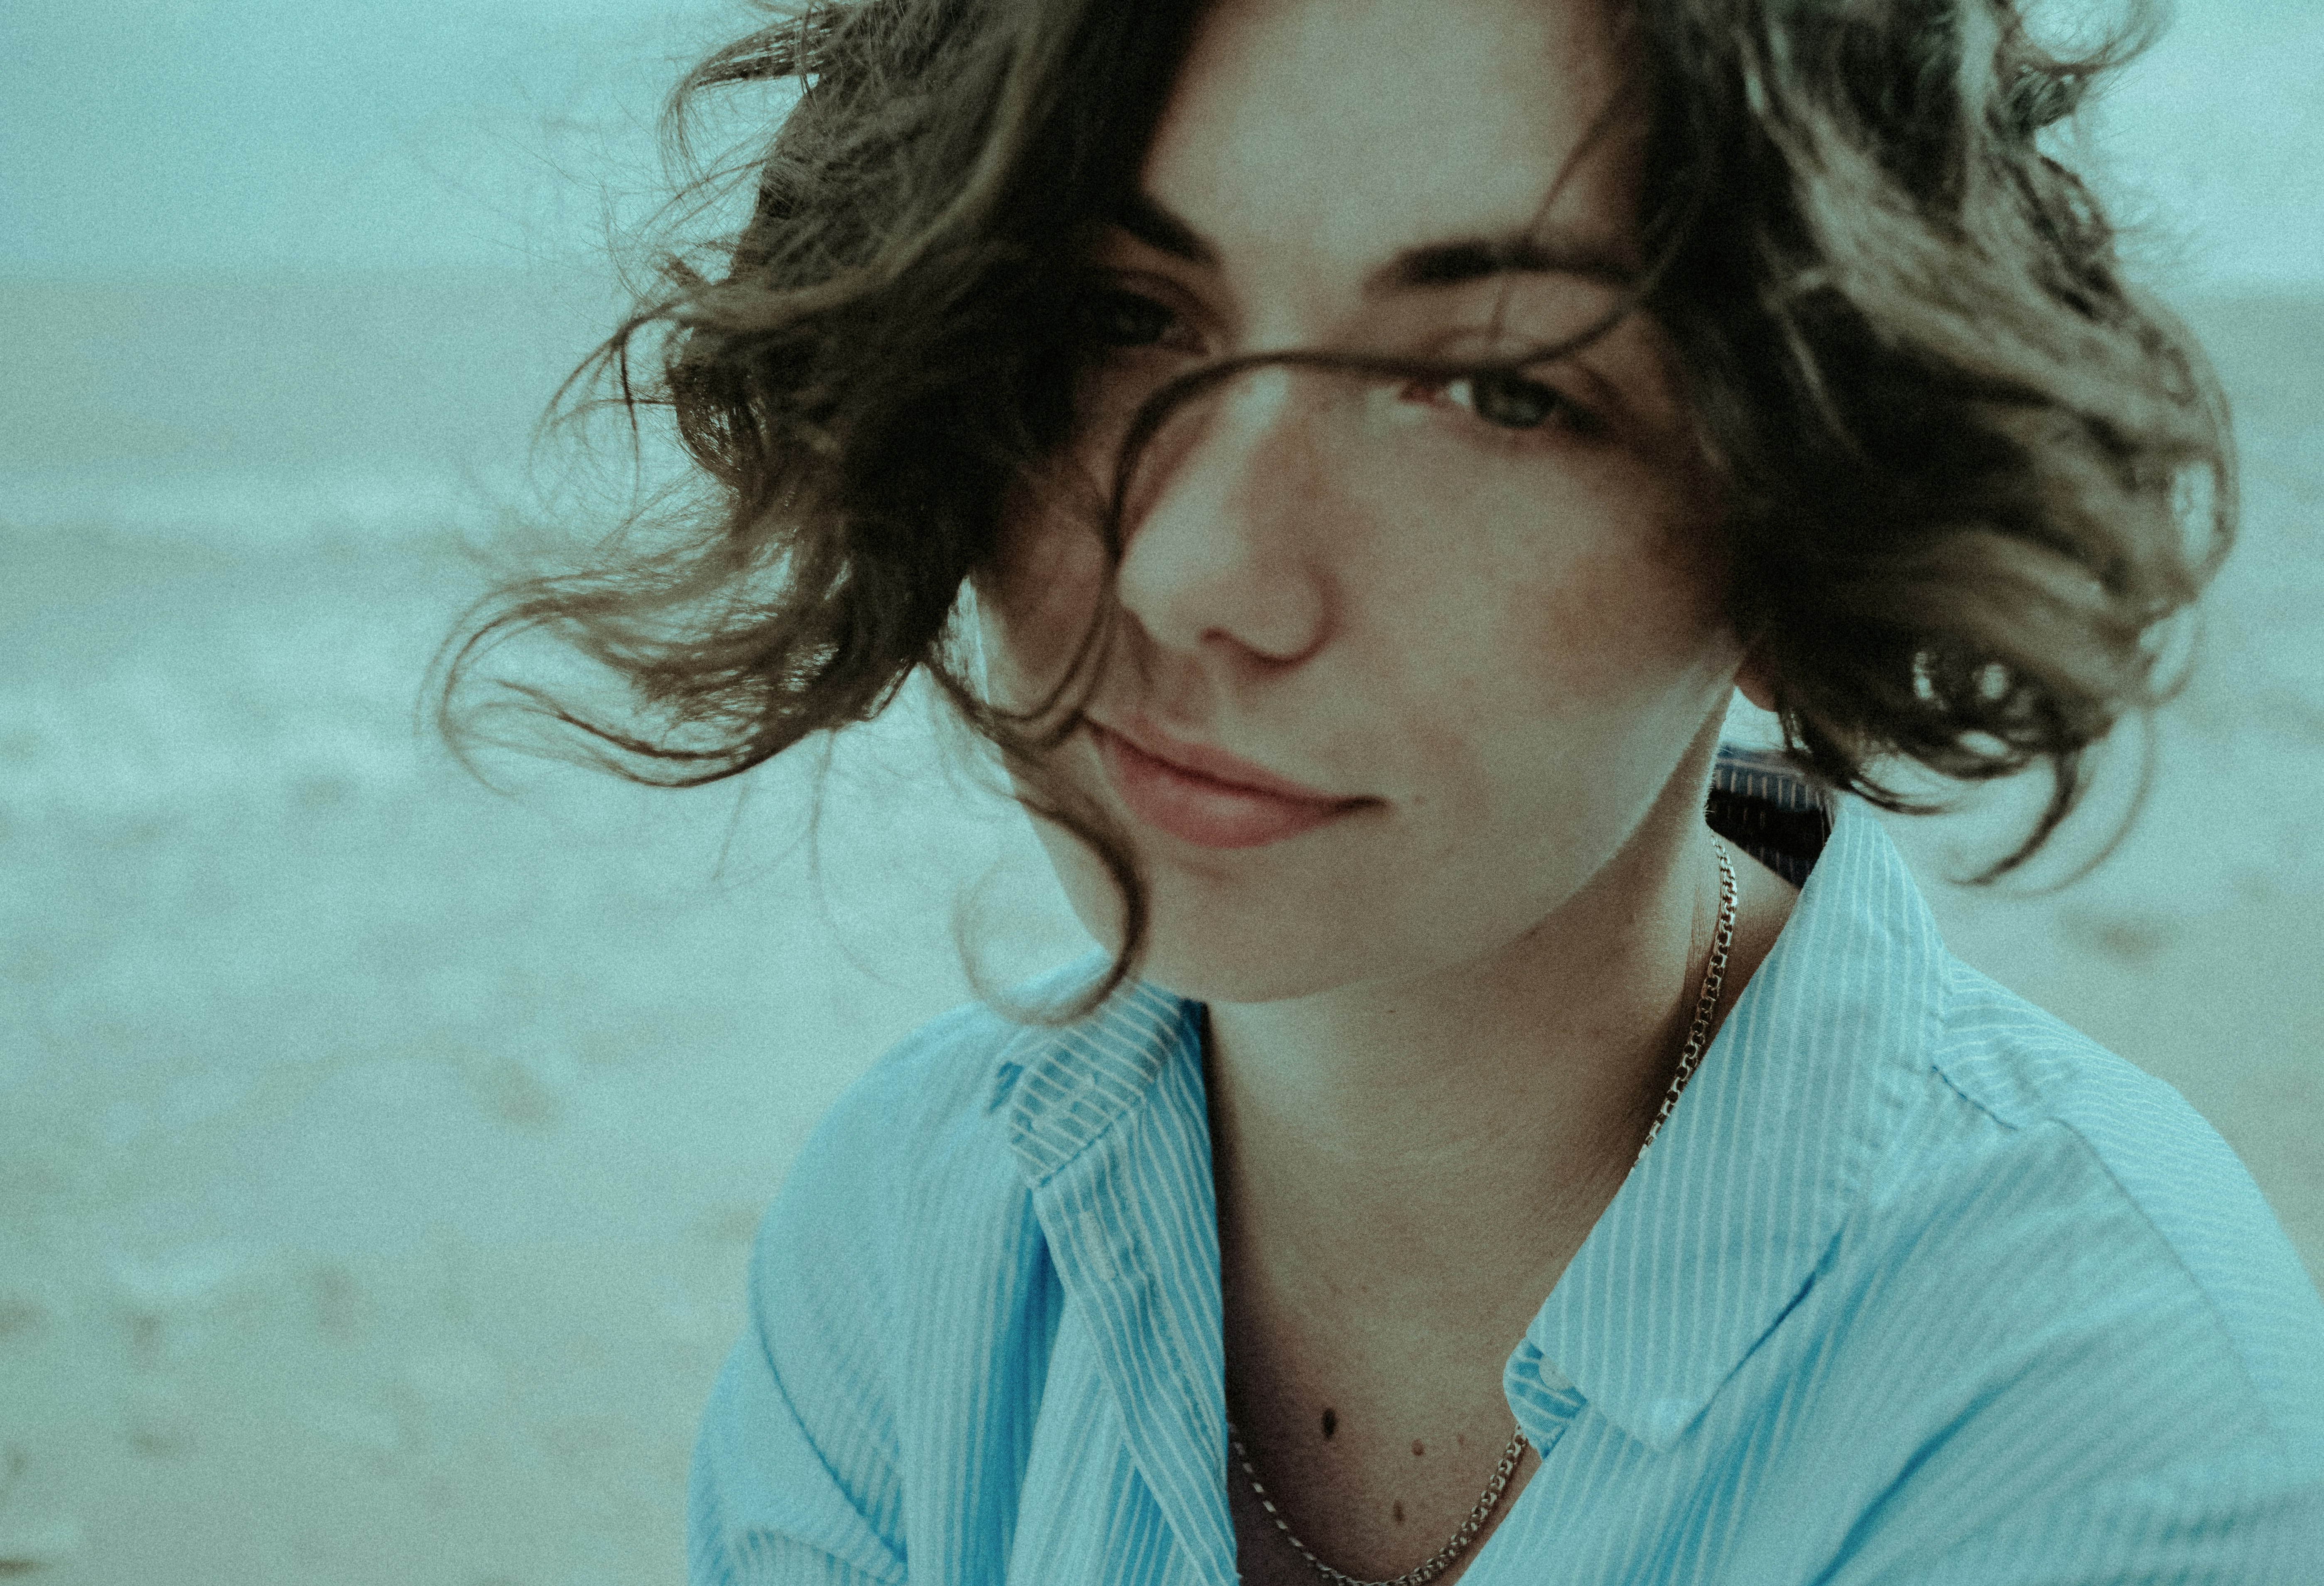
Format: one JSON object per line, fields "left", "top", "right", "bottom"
{"left": 435, "top": 0, "right": 2232, "bottom": 1012}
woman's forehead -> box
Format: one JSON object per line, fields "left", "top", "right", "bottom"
{"left": 1139, "top": 0, "right": 1642, "bottom": 298}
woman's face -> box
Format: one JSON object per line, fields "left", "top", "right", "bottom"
{"left": 980, "top": 0, "right": 1744, "bottom": 1004}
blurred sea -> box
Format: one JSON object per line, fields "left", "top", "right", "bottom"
{"left": 0, "top": 265, "right": 1088, "bottom": 1582}
{"left": 3, "top": 273, "right": 2322, "bottom": 1581}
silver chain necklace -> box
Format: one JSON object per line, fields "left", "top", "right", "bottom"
{"left": 1636, "top": 837, "right": 1737, "bottom": 1165}
{"left": 1225, "top": 1420, "right": 1529, "bottom": 1586}
{"left": 1225, "top": 838, "right": 1737, "bottom": 1586}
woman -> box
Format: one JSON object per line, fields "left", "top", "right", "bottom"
{"left": 442, "top": 0, "right": 2324, "bottom": 1579}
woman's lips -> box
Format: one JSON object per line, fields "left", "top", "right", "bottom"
{"left": 1092, "top": 723, "right": 1369, "bottom": 850}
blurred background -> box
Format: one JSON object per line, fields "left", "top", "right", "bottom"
{"left": 2, "top": 1, "right": 2320, "bottom": 1580}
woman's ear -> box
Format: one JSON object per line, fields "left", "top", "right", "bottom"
{"left": 1735, "top": 652, "right": 1778, "bottom": 712}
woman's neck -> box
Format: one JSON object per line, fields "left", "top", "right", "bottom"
{"left": 1201, "top": 812, "right": 1790, "bottom": 1344}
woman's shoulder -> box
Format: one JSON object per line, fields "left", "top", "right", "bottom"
{"left": 1860, "top": 955, "right": 2324, "bottom": 1446}
{"left": 695, "top": 969, "right": 1113, "bottom": 1585}
{"left": 803, "top": 991, "right": 1022, "bottom": 1151}
{"left": 772, "top": 956, "right": 1113, "bottom": 1228}
{"left": 1763, "top": 783, "right": 2324, "bottom": 1414}
{"left": 1732, "top": 963, "right": 2324, "bottom": 1574}
{"left": 1920, "top": 955, "right": 2298, "bottom": 1282}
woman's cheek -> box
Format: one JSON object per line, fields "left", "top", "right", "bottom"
{"left": 1512, "top": 542, "right": 1696, "bottom": 699}
{"left": 1489, "top": 470, "right": 1735, "bottom": 709}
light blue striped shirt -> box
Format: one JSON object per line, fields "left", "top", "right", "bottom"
{"left": 690, "top": 789, "right": 2324, "bottom": 1584}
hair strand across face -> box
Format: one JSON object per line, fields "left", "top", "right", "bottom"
{"left": 434, "top": 0, "right": 2233, "bottom": 1012}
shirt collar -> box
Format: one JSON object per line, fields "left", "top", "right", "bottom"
{"left": 993, "top": 972, "right": 1196, "bottom": 1186}
{"left": 989, "top": 791, "right": 1948, "bottom": 1482}
{"left": 1517, "top": 796, "right": 1944, "bottom": 1448}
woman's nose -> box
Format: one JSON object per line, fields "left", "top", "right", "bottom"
{"left": 1112, "top": 366, "right": 1334, "bottom": 667}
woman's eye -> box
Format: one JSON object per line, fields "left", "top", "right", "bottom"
{"left": 1082, "top": 289, "right": 1182, "bottom": 350}
{"left": 1448, "top": 371, "right": 1569, "bottom": 430}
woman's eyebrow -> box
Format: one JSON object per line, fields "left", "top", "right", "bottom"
{"left": 1107, "top": 189, "right": 1637, "bottom": 294}
{"left": 1370, "top": 232, "right": 1637, "bottom": 295}
{"left": 1110, "top": 190, "right": 1217, "bottom": 267}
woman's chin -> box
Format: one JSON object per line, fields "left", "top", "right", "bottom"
{"left": 1123, "top": 939, "right": 1326, "bottom": 1008}
{"left": 1071, "top": 880, "right": 1448, "bottom": 1008}
{"left": 1048, "top": 871, "right": 1352, "bottom": 1006}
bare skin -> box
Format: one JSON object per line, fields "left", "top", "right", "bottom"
{"left": 1213, "top": 838, "right": 1795, "bottom": 1584}
{"left": 974, "top": 0, "right": 1802, "bottom": 1577}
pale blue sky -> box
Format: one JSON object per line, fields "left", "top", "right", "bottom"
{"left": 1, "top": 0, "right": 2318, "bottom": 287}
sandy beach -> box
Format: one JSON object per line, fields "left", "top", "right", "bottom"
{"left": 1, "top": 272, "right": 2319, "bottom": 1582}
